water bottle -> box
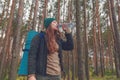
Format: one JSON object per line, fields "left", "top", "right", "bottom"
{"left": 58, "top": 22, "right": 75, "bottom": 32}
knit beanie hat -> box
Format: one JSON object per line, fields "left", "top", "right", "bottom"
{"left": 44, "top": 18, "right": 56, "bottom": 29}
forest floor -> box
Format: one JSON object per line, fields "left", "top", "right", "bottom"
{"left": 16, "top": 68, "right": 120, "bottom": 80}
{"left": 89, "top": 70, "right": 120, "bottom": 80}
{"left": 90, "top": 75, "right": 119, "bottom": 80}
{"left": 17, "top": 72, "right": 120, "bottom": 80}
{"left": 17, "top": 76, "right": 120, "bottom": 80}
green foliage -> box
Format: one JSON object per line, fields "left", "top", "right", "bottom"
{"left": 90, "top": 76, "right": 119, "bottom": 80}
{"left": 104, "top": 70, "right": 116, "bottom": 76}
{"left": 0, "top": 18, "right": 7, "bottom": 29}
{"left": 17, "top": 75, "right": 120, "bottom": 80}
{"left": 16, "top": 76, "right": 27, "bottom": 80}
{"left": 89, "top": 67, "right": 120, "bottom": 80}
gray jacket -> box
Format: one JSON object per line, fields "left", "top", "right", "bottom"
{"left": 28, "top": 32, "right": 74, "bottom": 76}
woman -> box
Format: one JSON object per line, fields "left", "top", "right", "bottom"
{"left": 28, "top": 18, "right": 74, "bottom": 80}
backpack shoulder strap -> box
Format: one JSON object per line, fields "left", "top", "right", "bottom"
{"left": 39, "top": 31, "right": 45, "bottom": 38}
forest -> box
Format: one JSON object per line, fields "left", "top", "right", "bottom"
{"left": 0, "top": 0, "right": 120, "bottom": 80}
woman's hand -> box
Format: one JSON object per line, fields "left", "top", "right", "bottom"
{"left": 62, "top": 24, "right": 71, "bottom": 33}
{"left": 28, "top": 74, "right": 36, "bottom": 80}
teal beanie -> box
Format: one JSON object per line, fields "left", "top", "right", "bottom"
{"left": 44, "top": 18, "right": 56, "bottom": 29}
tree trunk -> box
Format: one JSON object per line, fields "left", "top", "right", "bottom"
{"left": 83, "top": 0, "right": 89, "bottom": 79}
{"left": 67, "top": 1, "right": 72, "bottom": 79}
{"left": 57, "top": 0, "right": 60, "bottom": 24}
{"left": 8, "top": 0, "right": 24, "bottom": 80}
{"left": 117, "top": 0, "right": 120, "bottom": 29}
{"left": 0, "top": 0, "right": 6, "bottom": 24}
{"left": 2, "top": 38, "right": 13, "bottom": 79}
{"left": 44, "top": 0, "right": 48, "bottom": 18}
{"left": 0, "top": 0, "right": 16, "bottom": 79}
{"left": 0, "top": 29, "right": 5, "bottom": 54}
{"left": 76, "top": 0, "right": 85, "bottom": 80}
{"left": 108, "top": 0, "right": 120, "bottom": 78}
{"left": 38, "top": 14, "right": 42, "bottom": 32}
{"left": 108, "top": 0, "right": 116, "bottom": 72}
{"left": 92, "top": 0, "right": 99, "bottom": 76}
{"left": 67, "top": 51, "right": 70, "bottom": 80}
{"left": 28, "top": 0, "right": 34, "bottom": 29}
{"left": 69, "top": 1, "right": 75, "bottom": 80}
{"left": 32, "top": 0, "right": 39, "bottom": 30}
{"left": 72, "top": 52, "right": 75, "bottom": 80}
{"left": 41, "top": 0, "right": 48, "bottom": 29}
{"left": 96, "top": 0, "right": 104, "bottom": 77}
{"left": 5, "top": 0, "right": 11, "bottom": 19}
{"left": 110, "top": 0, "right": 120, "bottom": 77}
{"left": 107, "top": 18, "right": 114, "bottom": 72}
{"left": 72, "top": 38, "right": 75, "bottom": 80}
{"left": 62, "top": 0, "right": 65, "bottom": 22}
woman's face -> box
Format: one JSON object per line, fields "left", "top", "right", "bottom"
{"left": 50, "top": 20, "right": 58, "bottom": 30}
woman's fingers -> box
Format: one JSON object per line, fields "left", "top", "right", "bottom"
{"left": 62, "top": 24, "right": 70, "bottom": 33}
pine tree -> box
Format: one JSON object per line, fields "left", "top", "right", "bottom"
{"left": 76, "top": 0, "right": 85, "bottom": 80}
{"left": 9, "top": 0, "right": 24, "bottom": 79}
{"left": 0, "top": 0, "right": 16, "bottom": 79}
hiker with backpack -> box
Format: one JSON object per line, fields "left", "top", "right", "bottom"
{"left": 28, "top": 18, "right": 74, "bottom": 80}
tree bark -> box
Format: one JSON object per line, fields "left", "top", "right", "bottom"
{"left": 28, "top": 0, "right": 34, "bottom": 29}
{"left": 44, "top": 0, "right": 48, "bottom": 18}
{"left": 117, "top": 0, "right": 120, "bottom": 29}
{"left": 8, "top": 0, "right": 24, "bottom": 80}
{"left": 0, "top": 30, "right": 4, "bottom": 54}
{"left": 110, "top": 0, "right": 120, "bottom": 75}
{"left": 107, "top": 18, "right": 114, "bottom": 72}
{"left": 62, "top": 0, "right": 65, "bottom": 22}
{"left": 38, "top": 14, "right": 42, "bottom": 32}
{"left": 92, "top": 0, "right": 99, "bottom": 76}
{"left": 83, "top": 0, "right": 89, "bottom": 79}
{"left": 0, "top": 0, "right": 16, "bottom": 79}
{"left": 32, "top": 0, "right": 39, "bottom": 30}
{"left": 67, "top": 1, "right": 72, "bottom": 79}
{"left": 76, "top": 0, "right": 85, "bottom": 80}
{"left": 72, "top": 53, "right": 75, "bottom": 80}
{"left": 67, "top": 51, "right": 70, "bottom": 80}
{"left": 41, "top": 0, "right": 48, "bottom": 29}
{"left": 0, "top": 0, "right": 6, "bottom": 24}
{"left": 96, "top": 0, "right": 104, "bottom": 77}
{"left": 57, "top": 0, "right": 60, "bottom": 24}
{"left": 5, "top": 0, "right": 11, "bottom": 19}
{"left": 108, "top": 0, "right": 120, "bottom": 78}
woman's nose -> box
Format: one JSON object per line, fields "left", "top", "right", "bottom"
{"left": 54, "top": 22, "right": 57, "bottom": 25}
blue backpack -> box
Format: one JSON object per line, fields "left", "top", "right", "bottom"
{"left": 18, "top": 30, "right": 44, "bottom": 76}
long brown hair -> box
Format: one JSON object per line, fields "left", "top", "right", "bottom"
{"left": 46, "top": 25, "right": 61, "bottom": 53}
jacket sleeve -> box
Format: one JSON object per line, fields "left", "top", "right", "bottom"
{"left": 61, "top": 33, "right": 74, "bottom": 50}
{"left": 28, "top": 35, "right": 40, "bottom": 75}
